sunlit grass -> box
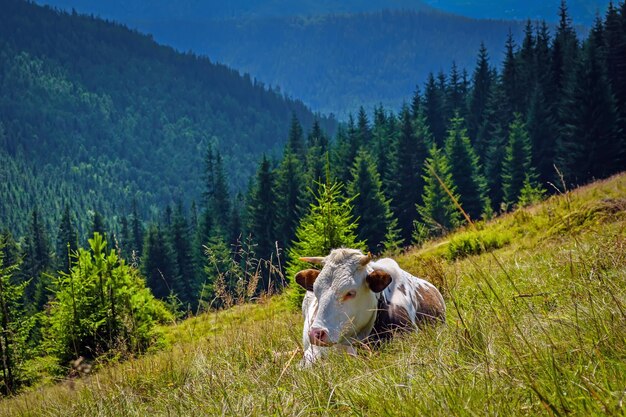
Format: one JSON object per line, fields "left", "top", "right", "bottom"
{"left": 2, "top": 173, "right": 625, "bottom": 416}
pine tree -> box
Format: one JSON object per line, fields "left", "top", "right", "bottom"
{"left": 468, "top": 43, "right": 493, "bottom": 141}
{"left": 275, "top": 148, "right": 305, "bottom": 250}
{"left": 347, "top": 149, "right": 400, "bottom": 254}
{"left": 447, "top": 61, "right": 466, "bottom": 118}
{"left": 130, "top": 199, "right": 143, "bottom": 259}
{"left": 502, "top": 114, "right": 535, "bottom": 206}
{"left": 477, "top": 81, "right": 511, "bottom": 206}
{"left": 444, "top": 116, "right": 489, "bottom": 220}
{"left": 527, "top": 86, "right": 558, "bottom": 185}
{"left": 247, "top": 155, "right": 277, "bottom": 269}
{"left": 141, "top": 224, "right": 179, "bottom": 301}
{"left": 56, "top": 205, "right": 78, "bottom": 274}
{"left": 21, "top": 208, "right": 52, "bottom": 310}
{"left": 304, "top": 120, "right": 329, "bottom": 193}
{"left": 557, "top": 28, "right": 621, "bottom": 183}
{"left": 285, "top": 113, "right": 306, "bottom": 159}
{"left": 418, "top": 145, "right": 461, "bottom": 236}
{"left": 502, "top": 30, "right": 521, "bottom": 114}
{"left": 424, "top": 73, "right": 447, "bottom": 146}
{"left": 604, "top": 2, "right": 626, "bottom": 165}
{"left": 0, "top": 247, "right": 34, "bottom": 395}
{"left": 391, "top": 106, "right": 431, "bottom": 244}
{"left": 331, "top": 122, "right": 358, "bottom": 185}
{"left": 410, "top": 85, "right": 422, "bottom": 119}
{"left": 356, "top": 106, "right": 372, "bottom": 149}
{"left": 286, "top": 181, "right": 364, "bottom": 308}
{"left": 91, "top": 210, "right": 106, "bottom": 239}
{"left": 517, "top": 20, "right": 536, "bottom": 112}
{"left": 169, "top": 203, "right": 197, "bottom": 307}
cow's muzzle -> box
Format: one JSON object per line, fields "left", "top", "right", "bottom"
{"left": 309, "top": 327, "right": 333, "bottom": 346}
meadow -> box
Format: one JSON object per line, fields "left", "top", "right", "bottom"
{"left": 2, "top": 173, "right": 625, "bottom": 416}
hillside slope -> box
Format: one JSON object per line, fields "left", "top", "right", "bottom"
{"left": 2, "top": 173, "right": 624, "bottom": 416}
{"left": 0, "top": 0, "right": 335, "bottom": 236}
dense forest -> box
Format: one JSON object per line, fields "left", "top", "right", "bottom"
{"left": 0, "top": 0, "right": 336, "bottom": 237}
{"left": 1, "top": 0, "right": 625, "bottom": 396}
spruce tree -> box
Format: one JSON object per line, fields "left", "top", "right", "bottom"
{"left": 604, "top": 2, "right": 626, "bottom": 165}
{"left": 356, "top": 106, "right": 372, "bottom": 149}
{"left": 304, "top": 120, "right": 329, "bottom": 194}
{"left": 347, "top": 149, "right": 400, "bottom": 254}
{"left": 468, "top": 43, "right": 493, "bottom": 141}
{"left": 410, "top": 86, "right": 422, "bottom": 119}
{"left": 286, "top": 181, "right": 364, "bottom": 308}
{"left": 130, "top": 199, "right": 143, "bottom": 258}
{"left": 502, "top": 30, "right": 521, "bottom": 114}
{"left": 285, "top": 113, "right": 306, "bottom": 159}
{"left": 424, "top": 72, "right": 447, "bottom": 146}
{"left": 247, "top": 155, "right": 278, "bottom": 266}
{"left": 502, "top": 114, "right": 535, "bottom": 207}
{"left": 91, "top": 210, "right": 106, "bottom": 239}
{"left": 0, "top": 247, "right": 34, "bottom": 395}
{"left": 447, "top": 62, "right": 466, "bottom": 118}
{"left": 444, "top": 116, "right": 489, "bottom": 220}
{"left": 56, "top": 205, "right": 78, "bottom": 274}
{"left": 517, "top": 20, "right": 536, "bottom": 112}
{"left": 527, "top": 86, "right": 558, "bottom": 185}
{"left": 275, "top": 148, "right": 305, "bottom": 250}
{"left": 418, "top": 145, "right": 461, "bottom": 236}
{"left": 141, "top": 224, "right": 179, "bottom": 301}
{"left": 170, "top": 203, "right": 197, "bottom": 307}
{"left": 21, "top": 208, "right": 52, "bottom": 310}
{"left": 557, "top": 29, "right": 621, "bottom": 183}
{"left": 391, "top": 106, "right": 430, "bottom": 244}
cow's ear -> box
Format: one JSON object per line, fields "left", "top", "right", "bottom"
{"left": 366, "top": 270, "right": 392, "bottom": 293}
{"left": 295, "top": 269, "right": 321, "bottom": 291}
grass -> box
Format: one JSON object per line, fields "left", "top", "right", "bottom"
{"left": 2, "top": 173, "right": 626, "bottom": 416}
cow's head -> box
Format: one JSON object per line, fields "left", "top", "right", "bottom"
{"left": 296, "top": 249, "right": 392, "bottom": 347}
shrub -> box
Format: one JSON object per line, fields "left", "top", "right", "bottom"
{"left": 447, "top": 229, "right": 511, "bottom": 260}
{"left": 46, "top": 233, "right": 172, "bottom": 364}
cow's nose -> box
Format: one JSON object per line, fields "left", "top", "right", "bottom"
{"left": 309, "top": 327, "right": 330, "bottom": 346}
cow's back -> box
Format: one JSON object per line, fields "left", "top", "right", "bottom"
{"left": 370, "top": 258, "right": 445, "bottom": 339}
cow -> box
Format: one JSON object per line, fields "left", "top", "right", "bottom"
{"left": 295, "top": 248, "right": 445, "bottom": 366}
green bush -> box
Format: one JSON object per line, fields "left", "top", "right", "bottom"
{"left": 45, "top": 233, "right": 172, "bottom": 364}
{"left": 447, "top": 229, "right": 512, "bottom": 260}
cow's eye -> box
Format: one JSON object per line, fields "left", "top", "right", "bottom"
{"left": 343, "top": 290, "right": 357, "bottom": 301}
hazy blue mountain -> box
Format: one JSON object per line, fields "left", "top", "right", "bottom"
{"left": 36, "top": 0, "right": 433, "bottom": 21}
{"left": 422, "top": 0, "right": 610, "bottom": 25}
{"left": 150, "top": 11, "right": 525, "bottom": 117}
{"left": 34, "top": 0, "right": 539, "bottom": 116}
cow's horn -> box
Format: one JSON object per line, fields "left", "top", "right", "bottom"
{"left": 360, "top": 252, "right": 373, "bottom": 266}
{"left": 299, "top": 256, "right": 324, "bottom": 264}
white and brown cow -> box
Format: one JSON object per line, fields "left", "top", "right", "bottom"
{"left": 296, "top": 248, "right": 445, "bottom": 365}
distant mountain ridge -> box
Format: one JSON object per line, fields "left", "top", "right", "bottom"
{"left": 0, "top": 0, "right": 335, "bottom": 236}
{"left": 35, "top": 0, "right": 531, "bottom": 117}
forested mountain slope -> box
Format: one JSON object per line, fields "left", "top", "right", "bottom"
{"left": 0, "top": 0, "right": 335, "bottom": 236}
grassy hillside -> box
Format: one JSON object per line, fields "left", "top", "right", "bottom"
{"left": 1, "top": 173, "right": 625, "bottom": 416}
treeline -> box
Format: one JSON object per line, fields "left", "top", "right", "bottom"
{"left": 0, "top": 0, "right": 335, "bottom": 237}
